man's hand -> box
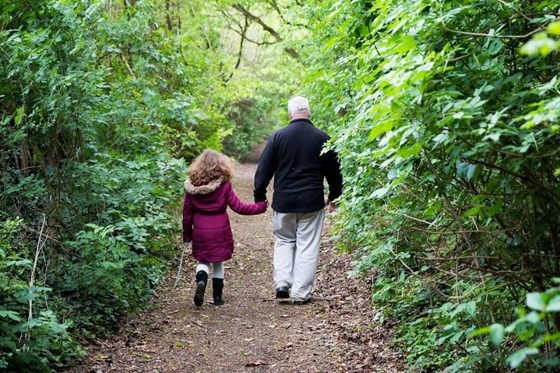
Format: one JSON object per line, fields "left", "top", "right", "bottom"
{"left": 325, "top": 199, "right": 338, "bottom": 213}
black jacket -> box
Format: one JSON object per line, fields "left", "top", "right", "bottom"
{"left": 253, "top": 118, "right": 343, "bottom": 213}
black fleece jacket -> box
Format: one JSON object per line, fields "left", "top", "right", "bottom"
{"left": 253, "top": 118, "right": 343, "bottom": 213}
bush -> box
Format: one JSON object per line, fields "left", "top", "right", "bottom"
{"left": 302, "top": 0, "right": 560, "bottom": 370}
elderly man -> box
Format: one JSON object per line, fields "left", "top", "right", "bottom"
{"left": 253, "top": 96, "right": 343, "bottom": 304}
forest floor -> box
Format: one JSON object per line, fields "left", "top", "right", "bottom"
{"left": 66, "top": 147, "right": 405, "bottom": 373}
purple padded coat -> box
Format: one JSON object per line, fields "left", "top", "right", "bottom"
{"left": 182, "top": 178, "right": 267, "bottom": 263}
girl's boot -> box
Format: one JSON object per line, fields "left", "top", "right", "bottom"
{"left": 194, "top": 270, "right": 208, "bottom": 306}
{"left": 212, "top": 278, "right": 224, "bottom": 306}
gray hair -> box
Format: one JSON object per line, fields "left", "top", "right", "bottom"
{"left": 288, "top": 96, "right": 311, "bottom": 117}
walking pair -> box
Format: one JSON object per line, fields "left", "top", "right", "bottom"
{"left": 182, "top": 96, "right": 342, "bottom": 306}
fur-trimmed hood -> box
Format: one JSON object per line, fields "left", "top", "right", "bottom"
{"left": 184, "top": 178, "right": 223, "bottom": 195}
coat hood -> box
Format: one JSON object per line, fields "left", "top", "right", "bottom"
{"left": 184, "top": 178, "right": 223, "bottom": 195}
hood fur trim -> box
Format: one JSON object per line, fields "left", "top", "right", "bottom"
{"left": 184, "top": 178, "right": 223, "bottom": 195}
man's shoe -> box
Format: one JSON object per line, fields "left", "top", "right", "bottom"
{"left": 275, "top": 286, "right": 290, "bottom": 299}
{"left": 291, "top": 297, "right": 311, "bottom": 305}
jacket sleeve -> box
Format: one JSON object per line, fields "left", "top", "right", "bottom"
{"left": 226, "top": 183, "right": 267, "bottom": 215}
{"left": 182, "top": 193, "right": 194, "bottom": 242}
{"left": 322, "top": 147, "right": 343, "bottom": 202}
{"left": 253, "top": 136, "right": 275, "bottom": 202}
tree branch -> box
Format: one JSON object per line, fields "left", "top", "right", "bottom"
{"left": 232, "top": 4, "right": 299, "bottom": 59}
{"left": 443, "top": 26, "right": 543, "bottom": 39}
{"left": 119, "top": 53, "right": 136, "bottom": 78}
{"left": 463, "top": 157, "right": 560, "bottom": 205}
{"left": 229, "top": 27, "right": 277, "bottom": 46}
{"left": 235, "top": 15, "right": 249, "bottom": 69}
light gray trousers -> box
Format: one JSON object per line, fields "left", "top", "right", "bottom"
{"left": 273, "top": 209, "right": 325, "bottom": 300}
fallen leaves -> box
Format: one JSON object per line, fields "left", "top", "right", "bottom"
{"left": 244, "top": 359, "right": 268, "bottom": 367}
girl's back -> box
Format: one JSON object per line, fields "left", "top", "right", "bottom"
{"left": 182, "top": 149, "right": 267, "bottom": 306}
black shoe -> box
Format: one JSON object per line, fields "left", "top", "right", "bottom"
{"left": 212, "top": 278, "right": 224, "bottom": 306}
{"left": 292, "top": 298, "right": 311, "bottom": 305}
{"left": 213, "top": 295, "right": 224, "bottom": 306}
{"left": 194, "top": 271, "right": 208, "bottom": 307}
{"left": 275, "top": 286, "right": 290, "bottom": 299}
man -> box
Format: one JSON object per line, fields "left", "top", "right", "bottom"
{"left": 253, "top": 96, "right": 343, "bottom": 304}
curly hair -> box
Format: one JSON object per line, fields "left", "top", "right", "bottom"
{"left": 188, "top": 149, "right": 235, "bottom": 186}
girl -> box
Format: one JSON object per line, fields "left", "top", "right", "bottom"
{"left": 182, "top": 149, "right": 267, "bottom": 306}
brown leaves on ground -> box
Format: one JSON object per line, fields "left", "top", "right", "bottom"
{"left": 64, "top": 162, "right": 405, "bottom": 373}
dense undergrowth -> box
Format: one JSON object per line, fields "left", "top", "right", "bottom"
{"left": 300, "top": 0, "right": 560, "bottom": 371}
{"left": 0, "top": 0, "right": 292, "bottom": 371}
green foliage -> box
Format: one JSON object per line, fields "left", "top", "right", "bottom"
{"left": 47, "top": 153, "right": 184, "bottom": 338}
{"left": 301, "top": 0, "right": 560, "bottom": 371}
{"left": 0, "top": 0, "right": 209, "bottom": 370}
{"left": 0, "top": 219, "right": 84, "bottom": 371}
{"left": 464, "top": 280, "right": 560, "bottom": 371}
{"left": 1, "top": 0, "right": 296, "bottom": 369}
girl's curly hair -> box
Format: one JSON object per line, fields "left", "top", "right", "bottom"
{"left": 188, "top": 149, "right": 235, "bottom": 186}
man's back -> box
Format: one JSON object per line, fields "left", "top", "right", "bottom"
{"left": 254, "top": 118, "right": 342, "bottom": 213}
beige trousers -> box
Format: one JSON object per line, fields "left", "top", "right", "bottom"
{"left": 272, "top": 209, "right": 325, "bottom": 300}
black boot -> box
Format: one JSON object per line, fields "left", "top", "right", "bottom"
{"left": 194, "top": 271, "right": 208, "bottom": 306}
{"left": 212, "top": 278, "right": 224, "bottom": 306}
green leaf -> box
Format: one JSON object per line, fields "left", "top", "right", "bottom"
{"left": 547, "top": 21, "right": 560, "bottom": 36}
{"left": 469, "top": 326, "right": 490, "bottom": 338}
{"left": 526, "top": 311, "right": 540, "bottom": 324}
{"left": 506, "top": 347, "right": 539, "bottom": 368}
{"left": 5, "top": 259, "right": 32, "bottom": 268}
{"left": 14, "top": 106, "right": 25, "bottom": 125}
{"left": 526, "top": 292, "right": 545, "bottom": 311}
{"left": 489, "top": 323, "right": 504, "bottom": 346}
{"left": 0, "top": 309, "right": 22, "bottom": 322}
{"left": 466, "top": 164, "right": 479, "bottom": 181}
{"left": 393, "top": 35, "right": 417, "bottom": 53}
{"left": 396, "top": 143, "right": 422, "bottom": 158}
{"left": 370, "top": 186, "right": 390, "bottom": 199}
{"left": 465, "top": 301, "right": 476, "bottom": 316}
{"left": 18, "top": 318, "right": 43, "bottom": 331}
{"left": 520, "top": 33, "right": 558, "bottom": 56}
{"left": 358, "top": 24, "right": 369, "bottom": 37}
{"left": 463, "top": 205, "right": 481, "bottom": 217}
{"left": 432, "top": 131, "right": 448, "bottom": 145}
{"left": 369, "top": 121, "right": 393, "bottom": 140}
{"left": 449, "top": 330, "right": 464, "bottom": 343}
{"left": 545, "top": 295, "right": 560, "bottom": 312}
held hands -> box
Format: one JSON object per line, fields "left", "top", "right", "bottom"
{"left": 257, "top": 199, "right": 269, "bottom": 208}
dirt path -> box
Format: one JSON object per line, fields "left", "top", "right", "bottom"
{"left": 67, "top": 158, "right": 405, "bottom": 373}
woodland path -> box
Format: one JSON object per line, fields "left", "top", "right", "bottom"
{"left": 66, "top": 148, "right": 404, "bottom": 373}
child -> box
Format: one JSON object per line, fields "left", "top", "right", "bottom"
{"left": 182, "top": 149, "right": 267, "bottom": 306}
